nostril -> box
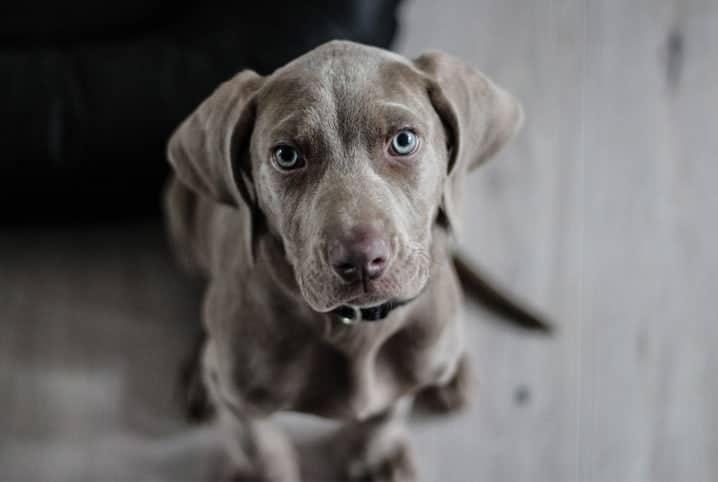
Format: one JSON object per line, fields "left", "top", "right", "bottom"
{"left": 331, "top": 257, "right": 362, "bottom": 283}
{"left": 366, "top": 255, "right": 387, "bottom": 280}
{"left": 370, "top": 257, "right": 386, "bottom": 268}
{"left": 336, "top": 262, "right": 357, "bottom": 274}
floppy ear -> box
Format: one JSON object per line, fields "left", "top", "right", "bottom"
{"left": 167, "top": 69, "right": 263, "bottom": 208}
{"left": 413, "top": 51, "right": 524, "bottom": 238}
{"left": 167, "top": 70, "right": 264, "bottom": 260}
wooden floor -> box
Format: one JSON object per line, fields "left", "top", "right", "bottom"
{"left": 1, "top": 1, "right": 716, "bottom": 480}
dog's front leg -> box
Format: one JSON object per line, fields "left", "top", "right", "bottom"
{"left": 203, "top": 343, "right": 300, "bottom": 482}
{"left": 216, "top": 410, "right": 300, "bottom": 482}
{"left": 332, "top": 397, "right": 417, "bottom": 482}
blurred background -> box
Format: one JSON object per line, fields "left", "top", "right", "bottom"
{"left": 1, "top": 0, "right": 716, "bottom": 481}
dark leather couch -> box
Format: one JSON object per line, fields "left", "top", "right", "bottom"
{"left": 1, "top": 1, "right": 400, "bottom": 224}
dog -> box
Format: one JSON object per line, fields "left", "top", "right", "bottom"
{"left": 165, "top": 40, "right": 549, "bottom": 481}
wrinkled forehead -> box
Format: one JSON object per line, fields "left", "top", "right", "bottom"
{"left": 254, "top": 51, "right": 433, "bottom": 145}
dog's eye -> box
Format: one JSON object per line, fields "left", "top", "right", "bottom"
{"left": 389, "top": 129, "right": 419, "bottom": 156}
{"left": 272, "top": 145, "right": 304, "bottom": 170}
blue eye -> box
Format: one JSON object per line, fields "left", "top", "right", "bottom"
{"left": 272, "top": 145, "right": 304, "bottom": 170}
{"left": 389, "top": 129, "right": 419, "bottom": 156}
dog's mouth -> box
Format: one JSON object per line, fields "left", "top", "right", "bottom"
{"left": 325, "top": 281, "right": 429, "bottom": 324}
{"left": 316, "top": 279, "right": 397, "bottom": 312}
{"left": 344, "top": 290, "right": 391, "bottom": 307}
{"left": 329, "top": 296, "right": 418, "bottom": 323}
{"left": 331, "top": 300, "right": 402, "bottom": 323}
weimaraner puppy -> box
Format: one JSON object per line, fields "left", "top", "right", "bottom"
{"left": 165, "top": 40, "right": 548, "bottom": 481}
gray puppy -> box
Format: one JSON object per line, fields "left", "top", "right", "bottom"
{"left": 165, "top": 40, "right": 544, "bottom": 481}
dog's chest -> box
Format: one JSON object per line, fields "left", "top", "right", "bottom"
{"left": 239, "top": 315, "right": 460, "bottom": 420}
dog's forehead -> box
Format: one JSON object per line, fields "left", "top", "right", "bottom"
{"left": 271, "top": 40, "right": 413, "bottom": 88}
{"left": 256, "top": 41, "right": 427, "bottom": 126}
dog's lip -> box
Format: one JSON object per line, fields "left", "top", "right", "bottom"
{"left": 317, "top": 292, "right": 391, "bottom": 312}
{"left": 320, "top": 275, "right": 429, "bottom": 312}
{"left": 330, "top": 280, "right": 392, "bottom": 307}
{"left": 344, "top": 293, "right": 392, "bottom": 308}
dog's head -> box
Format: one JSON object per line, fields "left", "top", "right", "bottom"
{"left": 168, "top": 41, "right": 522, "bottom": 313}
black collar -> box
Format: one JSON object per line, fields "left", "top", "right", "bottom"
{"left": 330, "top": 298, "right": 414, "bottom": 324}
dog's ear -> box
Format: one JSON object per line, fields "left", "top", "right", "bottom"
{"left": 167, "top": 70, "right": 263, "bottom": 207}
{"left": 167, "top": 70, "right": 264, "bottom": 261}
{"left": 413, "top": 51, "right": 523, "bottom": 238}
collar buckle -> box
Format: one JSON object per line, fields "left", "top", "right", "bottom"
{"left": 340, "top": 305, "right": 362, "bottom": 324}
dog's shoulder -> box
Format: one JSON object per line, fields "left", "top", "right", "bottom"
{"left": 164, "top": 174, "right": 256, "bottom": 278}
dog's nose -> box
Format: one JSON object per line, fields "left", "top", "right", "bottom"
{"left": 328, "top": 232, "right": 390, "bottom": 283}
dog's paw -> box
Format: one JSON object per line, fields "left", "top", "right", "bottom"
{"left": 344, "top": 438, "right": 416, "bottom": 482}
{"left": 223, "top": 468, "right": 271, "bottom": 482}
{"left": 223, "top": 468, "right": 295, "bottom": 482}
{"left": 415, "top": 355, "right": 472, "bottom": 414}
{"left": 217, "top": 420, "right": 300, "bottom": 482}
{"left": 218, "top": 455, "right": 300, "bottom": 482}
